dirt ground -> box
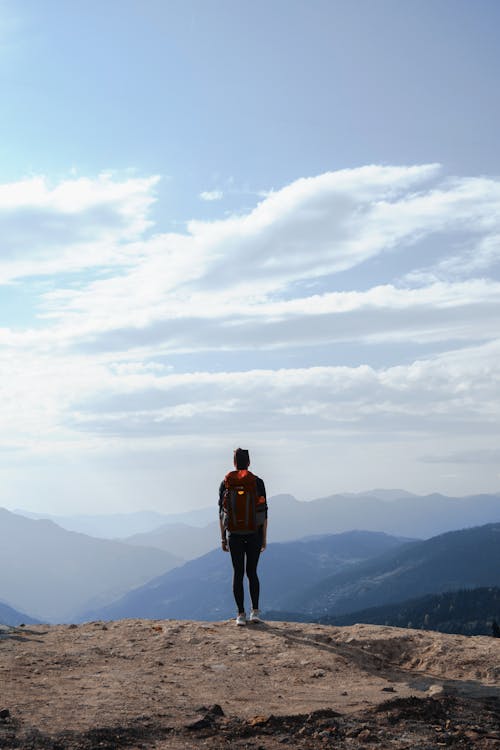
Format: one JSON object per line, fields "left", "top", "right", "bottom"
{"left": 0, "top": 619, "right": 499, "bottom": 748}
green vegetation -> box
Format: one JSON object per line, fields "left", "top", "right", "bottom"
{"left": 320, "top": 587, "right": 500, "bottom": 636}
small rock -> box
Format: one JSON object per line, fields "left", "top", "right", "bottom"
{"left": 428, "top": 684, "right": 444, "bottom": 697}
{"left": 249, "top": 715, "right": 270, "bottom": 726}
{"left": 186, "top": 704, "right": 224, "bottom": 730}
{"left": 208, "top": 704, "right": 224, "bottom": 717}
{"left": 0, "top": 709, "right": 10, "bottom": 720}
{"left": 464, "top": 730, "right": 482, "bottom": 740}
{"left": 210, "top": 663, "right": 226, "bottom": 672}
{"left": 381, "top": 686, "right": 396, "bottom": 693}
{"left": 358, "top": 728, "right": 378, "bottom": 742}
{"left": 341, "top": 691, "right": 348, "bottom": 696}
{"left": 186, "top": 717, "right": 212, "bottom": 730}
{"left": 68, "top": 624, "right": 78, "bottom": 629}
{"left": 311, "top": 669, "right": 326, "bottom": 678}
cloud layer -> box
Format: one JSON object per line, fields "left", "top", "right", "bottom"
{"left": 1, "top": 165, "right": 500, "bottom": 506}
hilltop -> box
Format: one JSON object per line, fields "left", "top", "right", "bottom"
{"left": 1, "top": 619, "right": 499, "bottom": 749}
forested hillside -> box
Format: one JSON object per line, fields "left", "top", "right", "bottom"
{"left": 320, "top": 587, "right": 500, "bottom": 636}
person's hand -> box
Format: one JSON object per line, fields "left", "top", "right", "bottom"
{"left": 221, "top": 538, "right": 229, "bottom": 552}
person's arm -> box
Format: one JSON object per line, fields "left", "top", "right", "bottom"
{"left": 219, "top": 515, "right": 228, "bottom": 551}
{"left": 256, "top": 476, "right": 268, "bottom": 550}
{"left": 219, "top": 481, "right": 228, "bottom": 551}
{"left": 261, "top": 517, "right": 267, "bottom": 551}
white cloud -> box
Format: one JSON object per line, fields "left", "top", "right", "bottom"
{"left": 199, "top": 190, "right": 223, "bottom": 201}
{"left": 1, "top": 165, "right": 500, "bottom": 504}
{"left": 0, "top": 172, "right": 159, "bottom": 283}
{"left": 21, "top": 164, "right": 498, "bottom": 353}
{"left": 3, "top": 337, "right": 495, "bottom": 447}
{"left": 1, "top": 164, "right": 499, "bottom": 364}
{"left": 406, "top": 232, "right": 500, "bottom": 283}
{"left": 19, "top": 275, "right": 498, "bottom": 360}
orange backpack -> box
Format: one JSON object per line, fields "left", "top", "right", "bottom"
{"left": 223, "top": 470, "right": 264, "bottom": 534}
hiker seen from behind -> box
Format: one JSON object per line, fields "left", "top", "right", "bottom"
{"left": 219, "top": 448, "right": 268, "bottom": 626}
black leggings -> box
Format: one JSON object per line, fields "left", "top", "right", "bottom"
{"left": 228, "top": 529, "right": 262, "bottom": 613}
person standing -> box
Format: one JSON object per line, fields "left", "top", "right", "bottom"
{"left": 219, "top": 448, "right": 268, "bottom": 625}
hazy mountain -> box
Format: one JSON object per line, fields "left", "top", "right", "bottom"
{"left": 117, "top": 490, "right": 500, "bottom": 562}
{"left": 353, "top": 489, "right": 417, "bottom": 501}
{"left": 0, "top": 508, "right": 182, "bottom": 623}
{"left": 266, "top": 492, "right": 500, "bottom": 541}
{"left": 80, "top": 530, "right": 408, "bottom": 622}
{"left": 13, "top": 507, "right": 215, "bottom": 539}
{"left": 282, "top": 523, "right": 500, "bottom": 616}
{"left": 0, "top": 600, "right": 39, "bottom": 627}
{"left": 124, "top": 521, "right": 220, "bottom": 560}
{"left": 318, "top": 587, "right": 500, "bottom": 637}
{"left": 93, "top": 524, "right": 500, "bottom": 626}
{"left": 16, "top": 490, "right": 500, "bottom": 550}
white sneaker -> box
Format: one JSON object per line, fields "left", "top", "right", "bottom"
{"left": 236, "top": 612, "right": 246, "bottom": 626}
{"left": 249, "top": 609, "right": 263, "bottom": 623}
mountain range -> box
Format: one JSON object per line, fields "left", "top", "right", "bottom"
{"left": 79, "top": 530, "right": 408, "bottom": 621}
{"left": 0, "top": 508, "right": 181, "bottom": 622}
{"left": 15, "top": 507, "right": 215, "bottom": 538}
{"left": 3, "top": 492, "right": 500, "bottom": 626}
{"left": 120, "top": 490, "right": 500, "bottom": 561}
{"left": 81, "top": 523, "right": 500, "bottom": 624}
{"left": 16, "top": 491, "right": 500, "bottom": 556}
{"left": 281, "top": 522, "right": 500, "bottom": 616}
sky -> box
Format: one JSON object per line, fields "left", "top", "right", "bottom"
{"left": 1, "top": 0, "right": 500, "bottom": 514}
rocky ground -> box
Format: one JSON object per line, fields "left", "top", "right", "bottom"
{"left": 0, "top": 619, "right": 499, "bottom": 749}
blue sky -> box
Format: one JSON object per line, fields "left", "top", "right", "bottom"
{"left": 1, "top": 0, "right": 500, "bottom": 513}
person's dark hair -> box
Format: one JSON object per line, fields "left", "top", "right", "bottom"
{"left": 234, "top": 447, "right": 250, "bottom": 469}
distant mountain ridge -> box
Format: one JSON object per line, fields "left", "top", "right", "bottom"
{"left": 125, "top": 521, "right": 220, "bottom": 560}
{"left": 265, "top": 492, "right": 500, "bottom": 542}
{"left": 14, "top": 491, "right": 500, "bottom": 555}
{"left": 79, "top": 530, "right": 408, "bottom": 622}
{"left": 282, "top": 523, "right": 500, "bottom": 617}
{"left": 341, "top": 489, "right": 417, "bottom": 501}
{"left": 7, "top": 491, "right": 500, "bottom": 625}
{"left": 0, "top": 600, "right": 39, "bottom": 627}
{"left": 13, "top": 507, "right": 215, "bottom": 538}
{"left": 83, "top": 523, "right": 500, "bottom": 625}
{"left": 0, "top": 508, "right": 182, "bottom": 622}
{"left": 110, "top": 490, "right": 500, "bottom": 561}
